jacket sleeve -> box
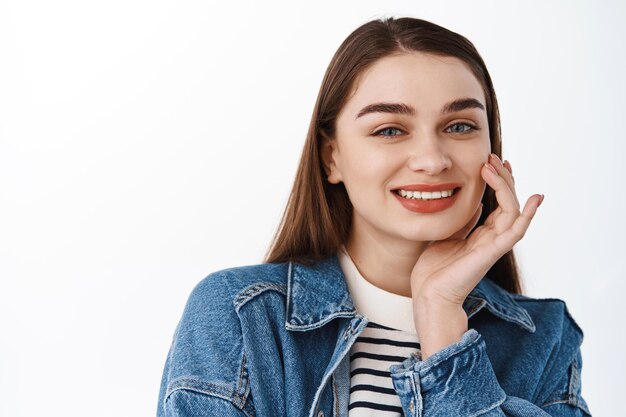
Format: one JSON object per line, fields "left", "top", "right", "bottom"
{"left": 388, "top": 328, "right": 591, "bottom": 416}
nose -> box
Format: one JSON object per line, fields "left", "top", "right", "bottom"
{"left": 405, "top": 134, "right": 452, "bottom": 175}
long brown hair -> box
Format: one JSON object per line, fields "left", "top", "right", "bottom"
{"left": 263, "top": 16, "right": 523, "bottom": 294}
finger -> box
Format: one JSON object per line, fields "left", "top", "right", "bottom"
{"left": 494, "top": 194, "right": 543, "bottom": 249}
{"left": 483, "top": 162, "right": 518, "bottom": 214}
{"left": 503, "top": 160, "right": 516, "bottom": 187}
{"left": 482, "top": 163, "right": 521, "bottom": 233}
{"left": 449, "top": 203, "right": 483, "bottom": 240}
{"left": 503, "top": 160, "right": 513, "bottom": 176}
{"left": 489, "top": 154, "right": 519, "bottom": 207}
{"left": 483, "top": 205, "right": 501, "bottom": 227}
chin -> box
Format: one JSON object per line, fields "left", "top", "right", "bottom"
{"left": 396, "top": 227, "right": 456, "bottom": 243}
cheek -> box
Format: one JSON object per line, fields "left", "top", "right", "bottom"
{"left": 450, "top": 146, "right": 489, "bottom": 198}
{"left": 455, "top": 138, "right": 490, "bottom": 175}
{"left": 341, "top": 143, "right": 395, "bottom": 182}
{"left": 469, "top": 159, "right": 488, "bottom": 190}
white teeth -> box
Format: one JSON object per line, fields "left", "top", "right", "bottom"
{"left": 396, "top": 188, "right": 456, "bottom": 200}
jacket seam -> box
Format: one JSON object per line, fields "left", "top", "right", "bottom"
{"left": 540, "top": 352, "right": 589, "bottom": 414}
{"left": 236, "top": 353, "right": 251, "bottom": 406}
{"left": 285, "top": 311, "right": 357, "bottom": 331}
{"left": 408, "top": 367, "right": 420, "bottom": 417}
{"left": 233, "top": 282, "right": 287, "bottom": 312}
{"left": 286, "top": 262, "right": 293, "bottom": 323}
{"left": 541, "top": 397, "right": 590, "bottom": 415}
{"left": 467, "top": 392, "right": 506, "bottom": 417}
{"left": 542, "top": 398, "right": 581, "bottom": 407}
{"left": 165, "top": 377, "right": 250, "bottom": 410}
{"left": 568, "top": 353, "right": 579, "bottom": 400}
{"left": 332, "top": 372, "right": 339, "bottom": 416}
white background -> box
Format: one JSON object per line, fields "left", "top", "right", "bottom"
{"left": 1, "top": 1, "right": 623, "bottom": 415}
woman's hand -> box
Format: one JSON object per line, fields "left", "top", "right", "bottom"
{"left": 410, "top": 153, "right": 543, "bottom": 359}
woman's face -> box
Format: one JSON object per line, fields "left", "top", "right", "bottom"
{"left": 322, "top": 51, "right": 491, "bottom": 244}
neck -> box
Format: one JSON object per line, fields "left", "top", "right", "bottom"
{"left": 344, "top": 217, "right": 429, "bottom": 298}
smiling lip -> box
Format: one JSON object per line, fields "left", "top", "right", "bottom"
{"left": 392, "top": 186, "right": 461, "bottom": 213}
{"left": 392, "top": 183, "right": 462, "bottom": 192}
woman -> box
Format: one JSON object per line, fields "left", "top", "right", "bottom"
{"left": 157, "top": 17, "right": 591, "bottom": 417}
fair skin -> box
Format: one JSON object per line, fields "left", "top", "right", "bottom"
{"left": 321, "top": 51, "right": 543, "bottom": 360}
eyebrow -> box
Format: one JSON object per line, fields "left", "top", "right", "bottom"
{"left": 355, "top": 98, "right": 485, "bottom": 119}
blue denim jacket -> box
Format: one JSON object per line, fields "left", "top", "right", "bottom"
{"left": 157, "top": 254, "right": 591, "bottom": 417}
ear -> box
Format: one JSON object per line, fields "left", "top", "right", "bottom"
{"left": 320, "top": 135, "right": 343, "bottom": 184}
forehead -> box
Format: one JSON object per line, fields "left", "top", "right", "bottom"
{"left": 340, "top": 52, "right": 486, "bottom": 118}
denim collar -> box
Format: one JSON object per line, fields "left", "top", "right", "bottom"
{"left": 285, "top": 253, "right": 536, "bottom": 333}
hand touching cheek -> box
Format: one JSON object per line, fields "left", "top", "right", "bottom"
{"left": 410, "top": 154, "right": 543, "bottom": 359}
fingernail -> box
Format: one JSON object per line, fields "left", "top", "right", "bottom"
{"left": 490, "top": 153, "right": 503, "bottom": 166}
{"left": 538, "top": 194, "right": 545, "bottom": 207}
{"left": 485, "top": 162, "right": 498, "bottom": 175}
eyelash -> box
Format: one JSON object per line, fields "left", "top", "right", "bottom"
{"left": 373, "top": 123, "right": 479, "bottom": 139}
{"left": 445, "top": 122, "right": 479, "bottom": 134}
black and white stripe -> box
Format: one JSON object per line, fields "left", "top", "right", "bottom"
{"left": 348, "top": 321, "right": 421, "bottom": 416}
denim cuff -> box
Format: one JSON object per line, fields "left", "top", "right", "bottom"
{"left": 389, "top": 329, "right": 506, "bottom": 417}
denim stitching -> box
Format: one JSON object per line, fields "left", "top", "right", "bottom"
{"left": 166, "top": 378, "right": 235, "bottom": 401}
{"left": 332, "top": 373, "right": 339, "bottom": 416}
{"left": 234, "top": 353, "right": 250, "bottom": 407}
{"left": 409, "top": 371, "right": 420, "bottom": 417}
{"left": 543, "top": 398, "right": 573, "bottom": 407}
{"left": 568, "top": 353, "right": 579, "bottom": 404}
{"left": 467, "top": 391, "right": 506, "bottom": 417}
{"left": 541, "top": 397, "right": 590, "bottom": 415}
{"left": 284, "top": 262, "right": 357, "bottom": 330}
{"left": 285, "top": 311, "right": 357, "bottom": 331}
{"left": 286, "top": 262, "right": 293, "bottom": 325}
{"left": 166, "top": 377, "right": 257, "bottom": 416}
{"left": 540, "top": 355, "right": 590, "bottom": 415}
{"left": 234, "top": 282, "right": 287, "bottom": 311}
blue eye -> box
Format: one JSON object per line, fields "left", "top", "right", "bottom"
{"left": 446, "top": 123, "right": 477, "bottom": 134}
{"left": 373, "top": 127, "right": 404, "bottom": 138}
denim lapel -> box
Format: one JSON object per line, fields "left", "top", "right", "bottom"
{"left": 285, "top": 255, "right": 357, "bottom": 331}
{"left": 464, "top": 276, "right": 536, "bottom": 332}
{"left": 286, "top": 253, "right": 535, "bottom": 333}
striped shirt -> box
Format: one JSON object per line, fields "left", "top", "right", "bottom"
{"left": 338, "top": 246, "right": 421, "bottom": 416}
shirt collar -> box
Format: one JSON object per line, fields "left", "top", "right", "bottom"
{"left": 285, "top": 253, "right": 536, "bottom": 333}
